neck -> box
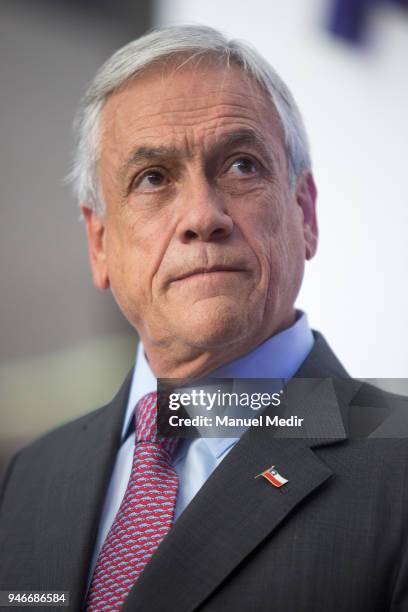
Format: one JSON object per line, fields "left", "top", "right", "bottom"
{"left": 141, "top": 310, "right": 297, "bottom": 379}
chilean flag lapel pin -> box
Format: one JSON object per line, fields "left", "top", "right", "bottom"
{"left": 255, "top": 465, "right": 288, "bottom": 488}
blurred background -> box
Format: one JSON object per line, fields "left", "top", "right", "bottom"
{"left": 1, "top": 0, "right": 407, "bottom": 471}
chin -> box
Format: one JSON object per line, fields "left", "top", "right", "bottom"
{"left": 175, "top": 300, "right": 251, "bottom": 349}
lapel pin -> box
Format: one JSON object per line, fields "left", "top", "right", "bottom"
{"left": 255, "top": 465, "right": 288, "bottom": 488}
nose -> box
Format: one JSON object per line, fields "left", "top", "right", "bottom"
{"left": 176, "top": 180, "right": 233, "bottom": 243}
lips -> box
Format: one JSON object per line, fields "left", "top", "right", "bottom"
{"left": 172, "top": 265, "right": 244, "bottom": 283}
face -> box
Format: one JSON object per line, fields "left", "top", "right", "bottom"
{"left": 82, "top": 56, "right": 318, "bottom": 377}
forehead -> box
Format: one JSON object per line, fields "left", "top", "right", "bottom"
{"left": 99, "top": 55, "right": 285, "bottom": 162}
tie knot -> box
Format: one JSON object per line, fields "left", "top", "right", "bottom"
{"left": 135, "top": 392, "right": 178, "bottom": 457}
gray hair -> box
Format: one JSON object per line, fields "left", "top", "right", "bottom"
{"left": 70, "top": 24, "right": 311, "bottom": 216}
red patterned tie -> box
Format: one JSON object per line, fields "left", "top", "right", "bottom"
{"left": 86, "top": 392, "right": 179, "bottom": 611}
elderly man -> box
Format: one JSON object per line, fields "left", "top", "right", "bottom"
{"left": 0, "top": 25, "right": 407, "bottom": 612}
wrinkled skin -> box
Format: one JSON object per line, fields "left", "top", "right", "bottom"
{"left": 82, "top": 56, "right": 318, "bottom": 378}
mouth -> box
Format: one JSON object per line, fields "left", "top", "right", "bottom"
{"left": 171, "top": 265, "right": 245, "bottom": 283}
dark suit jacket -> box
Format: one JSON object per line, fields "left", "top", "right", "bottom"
{"left": 1, "top": 332, "right": 408, "bottom": 611}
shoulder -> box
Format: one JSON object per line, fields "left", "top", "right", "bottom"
{"left": 0, "top": 403, "right": 110, "bottom": 500}
{"left": 349, "top": 380, "right": 408, "bottom": 439}
{"left": 352, "top": 380, "right": 408, "bottom": 408}
{"left": 0, "top": 367, "right": 133, "bottom": 505}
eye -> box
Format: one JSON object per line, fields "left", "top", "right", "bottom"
{"left": 226, "top": 156, "right": 259, "bottom": 177}
{"left": 133, "top": 168, "right": 169, "bottom": 192}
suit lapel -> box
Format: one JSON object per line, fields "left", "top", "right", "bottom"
{"left": 121, "top": 335, "right": 351, "bottom": 612}
{"left": 121, "top": 432, "right": 333, "bottom": 612}
{"left": 34, "top": 371, "right": 132, "bottom": 611}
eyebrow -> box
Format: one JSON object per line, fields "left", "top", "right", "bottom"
{"left": 216, "top": 128, "right": 269, "bottom": 153}
{"left": 121, "top": 128, "right": 272, "bottom": 177}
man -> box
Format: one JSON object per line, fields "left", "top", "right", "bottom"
{"left": 0, "top": 25, "right": 407, "bottom": 612}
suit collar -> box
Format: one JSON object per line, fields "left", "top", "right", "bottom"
{"left": 65, "top": 371, "right": 132, "bottom": 611}
{"left": 120, "top": 430, "right": 334, "bottom": 612}
{"left": 295, "top": 330, "right": 349, "bottom": 379}
{"left": 119, "top": 332, "right": 354, "bottom": 612}
{"left": 3, "top": 331, "right": 353, "bottom": 612}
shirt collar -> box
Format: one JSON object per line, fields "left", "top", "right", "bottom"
{"left": 121, "top": 311, "right": 314, "bottom": 455}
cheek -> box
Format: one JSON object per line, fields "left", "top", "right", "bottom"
{"left": 104, "top": 213, "right": 176, "bottom": 320}
{"left": 245, "top": 195, "right": 304, "bottom": 294}
{"left": 242, "top": 197, "right": 286, "bottom": 280}
{"left": 103, "top": 222, "right": 150, "bottom": 315}
{"left": 272, "top": 212, "right": 306, "bottom": 302}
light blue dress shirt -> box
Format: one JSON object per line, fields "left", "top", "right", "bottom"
{"left": 87, "top": 312, "right": 314, "bottom": 588}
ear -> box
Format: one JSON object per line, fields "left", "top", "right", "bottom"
{"left": 80, "top": 204, "right": 110, "bottom": 290}
{"left": 295, "top": 172, "right": 318, "bottom": 260}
